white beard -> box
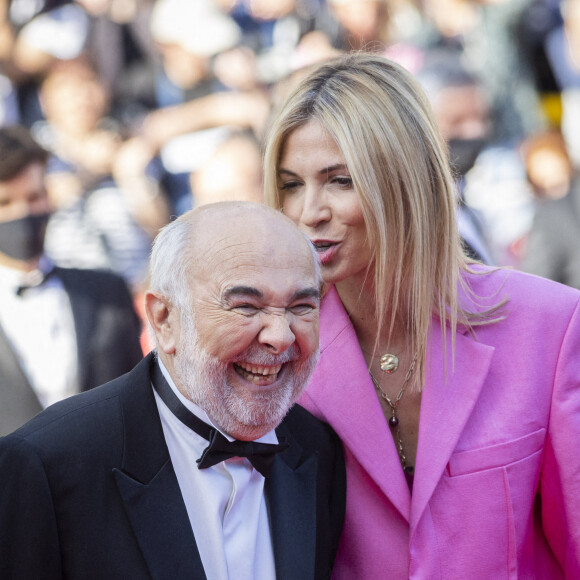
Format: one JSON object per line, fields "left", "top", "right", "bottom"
{"left": 173, "top": 311, "right": 319, "bottom": 439}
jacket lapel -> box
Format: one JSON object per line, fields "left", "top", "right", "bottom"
{"left": 307, "top": 287, "right": 411, "bottom": 522}
{"left": 113, "top": 355, "right": 206, "bottom": 580}
{"left": 267, "top": 421, "right": 318, "bottom": 580}
{"left": 309, "top": 288, "right": 496, "bottom": 528}
{"left": 411, "top": 322, "right": 494, "bottom": 532}
{"left": 55, "top": 268, "right": 93, "bottom": 385}
{"left": 0, "top": 324, "right": 43, "bottom": 435}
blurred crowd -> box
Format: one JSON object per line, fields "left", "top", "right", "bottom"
{"left": 1, "top": 0, "right": 579, "bottom": 297}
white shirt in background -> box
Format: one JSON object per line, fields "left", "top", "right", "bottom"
{"left": 0, "top": 260, "right": 78, "bottom": 407}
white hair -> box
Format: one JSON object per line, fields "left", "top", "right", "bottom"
{"left": 148, "top": 215, "right": 195, "bottom": 314}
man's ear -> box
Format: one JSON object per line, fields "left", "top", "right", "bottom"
{"left": 145, "top": 291, "right": 178, "bottom": 355}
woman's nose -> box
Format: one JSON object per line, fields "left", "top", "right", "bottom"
{"left": 298, "top": 189, "right": 331, "bottom": 229}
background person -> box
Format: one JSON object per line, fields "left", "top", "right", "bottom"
{"left": 263, "top": 53, "right": 580, "bottom": 579}
{"left": 33, "top": 58, "right": 166, "bottom": 289}
{"left": 190, "top": 130, "right": 263, "bottom": 206}
{"left": 520, "top": 129, "right": 580, "bottom": 289}
{"left": 0, "top": 201, "right": 346, "bottom": 580}
{"left": 415, "top": 51, "right": 495, "bottom": 264}
{"left": 0, "top": 125, "right": 143, "bottom": 435}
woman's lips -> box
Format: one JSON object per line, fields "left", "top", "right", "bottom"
{"left": 312, "top": 240, "right": 339, "bottom": 265}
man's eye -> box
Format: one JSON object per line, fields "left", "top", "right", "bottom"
{"left": 289, "top": 304, "right": 316, "bottom": 315}
{"left": 233, "top": 304, "right": 259, "bottom": 315}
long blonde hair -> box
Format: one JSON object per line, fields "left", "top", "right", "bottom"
{"left": 263, "top": 53, "right": 504, "bottom": 390}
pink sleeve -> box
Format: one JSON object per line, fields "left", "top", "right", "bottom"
{"left": 541, "top": 297, "right": 580, "bottom": 576}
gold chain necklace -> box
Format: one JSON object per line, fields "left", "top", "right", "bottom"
{"left": 370, "top": 354, "right": 417, "bottom": 471}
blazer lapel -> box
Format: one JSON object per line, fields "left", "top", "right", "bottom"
{"left": 113, "top": 355, "right": 206, "bottom": 580}
{"left": 56, "top": 268, "right": 93, "bottom": 385}
{"left": 267, "top": 422, "right": 318, "bottom": 580}
{"left": 308, "top": 288, "right": 496, "bottom": 529}
{"left": 410, "top": 323, "right": 494, "bottom": 532}
{"left": 0, "top": 323, "right": 43, "bottom": 435}
{"left": 306, "top": 287, "right": 411, "bottom": 522}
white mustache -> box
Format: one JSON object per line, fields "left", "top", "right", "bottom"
{"left": 234, "top": 344, "right": 301, "bottom": 367}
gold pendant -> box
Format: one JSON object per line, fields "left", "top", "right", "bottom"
{"left": 380, "top": 353, "right": 399, "bottom": 373}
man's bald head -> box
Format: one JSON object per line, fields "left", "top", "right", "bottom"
{"left": 149, "top": 201, "right": 320, "bottom": 312}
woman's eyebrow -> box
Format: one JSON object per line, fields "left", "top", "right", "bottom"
{"left": 323, "top": 164, "right": 348, "bottom": 174}
{"left": 278, "top": 164, "right": 348, "bottom": 177}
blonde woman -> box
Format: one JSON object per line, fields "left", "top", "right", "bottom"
{"left": 263, "top": 53, "right": 580, "bottom": 578}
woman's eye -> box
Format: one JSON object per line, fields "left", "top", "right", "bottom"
{"left": 280, "top": 180, "right": 301, "bottom": 191}
{"left": 332, "top": 176, "right": 353, "bottom": 188}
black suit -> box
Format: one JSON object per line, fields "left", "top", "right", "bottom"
{"left": 0, "top": 354, "right": 346, "bottom": 580}
{"left": 0, "top": 266, "right": 144, "bottom": 435}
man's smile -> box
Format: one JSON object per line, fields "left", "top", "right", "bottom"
{"left": 233, "top": 362, "right": 284, "bottom": 385}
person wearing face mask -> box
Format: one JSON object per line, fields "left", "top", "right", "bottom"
{"left": 0, "top": 125, "right": 144, "bottom": 436}
{"left": 415, "top": 52, "right": 495, "bottom": 265}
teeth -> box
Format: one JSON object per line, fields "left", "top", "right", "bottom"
{"left": 237, "top": 362, "right": 282, "bottom": 376}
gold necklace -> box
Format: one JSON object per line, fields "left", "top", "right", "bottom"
{"left": 379, "top": 353, "right": 399, "bottom": 373}
{"left": 370, "top": 354, "right": 417, "bottom": 471}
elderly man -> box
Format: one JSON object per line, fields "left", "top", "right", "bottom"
{"left": 0, "top": 202, "right": 345, "bottom": 580}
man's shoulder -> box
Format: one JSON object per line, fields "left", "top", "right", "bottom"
{"left": 54, "top": 266, "right": 138, "bottom": 314}
{"left": 2, "top": 377, "right": 124, "bottom": 449}
{"left": 55, "top": 265, "right": 133, "bottom": 296}
{"left": 1, "top": 356, "right": 151, "bottom": 453}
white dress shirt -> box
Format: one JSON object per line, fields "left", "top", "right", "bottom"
{"left": 0, "top": 259, "right": 78, "bottom": 406}
{"left": 153, "top": 360, "right": 277, "bottom": 580}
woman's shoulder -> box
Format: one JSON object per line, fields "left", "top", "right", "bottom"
{"left": 462, "top": 265, "right": 580, "bottom": 318}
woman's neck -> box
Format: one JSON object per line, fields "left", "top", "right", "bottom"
{"left": 335, "top": 275, "right": 407, "bottom": 356}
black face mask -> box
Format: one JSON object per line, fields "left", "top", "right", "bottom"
{"left": 448, "top": 138, "right": 487, "bottom": 177}
{"left": 0, "top": 213, "right": 50, "bottom": 262}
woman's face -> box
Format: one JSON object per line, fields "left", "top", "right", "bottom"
{"left": 278, "top": 119, "right": 372, "bottom": 286}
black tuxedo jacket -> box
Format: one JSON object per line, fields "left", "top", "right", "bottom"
{"left": 0, "top": 354, "right": 346, "bottom": 580}
{"left": 0, "top": 266, "right": 144, "bottom": 435}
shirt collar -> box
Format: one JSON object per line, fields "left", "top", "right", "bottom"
{"left": 0, "top": 256, "right": 56, "bottom": 294}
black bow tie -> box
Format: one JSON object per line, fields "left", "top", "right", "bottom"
{"left": 16, "top": 267, "right": 56, "bottom": 296}
{"left": 151, "top": 361, "right": 289, "bottom": 477}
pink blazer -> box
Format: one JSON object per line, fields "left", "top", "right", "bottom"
{"left": 299, "top": 267, "right": 580, "bottom": 579}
